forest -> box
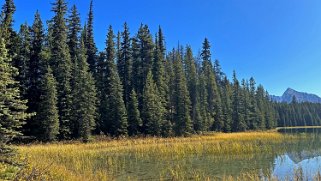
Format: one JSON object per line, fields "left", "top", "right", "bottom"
{"left": 1, "top": 0, "right": 321, "bottom": 148}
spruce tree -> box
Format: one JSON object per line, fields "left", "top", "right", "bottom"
{"left": 0, "top": 0, "right": 17, "bottom": 57}
{"left": 15, "top": 23, "right": 30, "bottom": 98}
{"left": 172, "top": 53, "right": 193, "bottom": 136}
{"left": 200, "top": 38, "right": 222, "bottom": 131}
{"left": 184, "top": 46, "right": 202, "bottom": 132}
{"left": 141, "top": 71, "right": 163, "bottom": 136}
{"left": 50, "top": 0, "right": 73, "bottom": 139}
{"left": 0, "top": 37, "right": 30, "bottom": 160}
{"left": 101, "top": 26, "right": 128, "bottom": 136}
{"left": 232, "top": 71, "right": 246, "bottom": 131}
{"left": 67, "top": 5, "right": 81, "bottom": 61}
{"left": 23, "top": 11, "right": 46, "bottom": 138}
{"left": 37, "top": 67, "right": 59, "bottom": 141}
{"left": 85, "top": 0, "right": 97, "bottom": 74}
{"left": 71, "top": 40, "right": 97, "bottom": 141}
{"left": 127, "top": 89, "right": 142, "bottom": 136}
{"left": 132, "top": 24, "right": 154, "bottom": 108}
{"left": 221, "top": 76, "right": 232, "bottom": 132}
{"left": 118, "top": 22, "right": 132, "bottom": 107}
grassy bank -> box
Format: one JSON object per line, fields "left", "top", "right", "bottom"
{"left": 8, "top": 131, "right": 306, "bottom": 180}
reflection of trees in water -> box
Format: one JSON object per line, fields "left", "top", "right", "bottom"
{"left": 212, "top": 134, "right": 321, "bottom": 178}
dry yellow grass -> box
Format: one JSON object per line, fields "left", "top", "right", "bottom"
{"left": 14, "top": 131, "right": 296, "bottom": 181}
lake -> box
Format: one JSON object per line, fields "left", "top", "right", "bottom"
{"left": 114, "top": 130, "right": 321, "bottom": 180}
{"left": 18, "top": 131, "right": 321, "bottom": 180}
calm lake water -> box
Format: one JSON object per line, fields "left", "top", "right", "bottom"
{"left": 114, "top": 128, "right": 321, "bottom": 180}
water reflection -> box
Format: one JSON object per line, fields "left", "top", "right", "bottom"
{"left": 273, "top": 154, "right": 321, "bottom": 180}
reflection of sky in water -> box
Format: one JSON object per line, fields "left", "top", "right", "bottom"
{"left": 273, "top": 154, "right": 321, "bottom": 180}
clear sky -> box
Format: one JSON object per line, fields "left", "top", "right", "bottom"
{"left": 6, "top": 0, "right": 321, "bottom": 96}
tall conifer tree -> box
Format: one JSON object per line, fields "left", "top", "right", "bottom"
{"left": 50, "top": 0, "right": 73, "bottom": 139}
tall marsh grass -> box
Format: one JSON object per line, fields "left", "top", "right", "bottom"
{"left": 13, "top": 131, "right": 305, "bottom": 180}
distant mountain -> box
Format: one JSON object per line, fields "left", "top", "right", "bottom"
{"left": 271, "top": 88, "right": 321, "bottom": 103}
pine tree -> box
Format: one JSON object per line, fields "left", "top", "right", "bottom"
{"left": 71, "top": 40, "right": 97, "bottom": 142}
{"left": 0, "top": 0, "right": 17, "bottom": 57}
{"left": 22, "top": 11, "right": 46, "bottom": 138}
{"left": 221, "top": 76, "right": 232, "bottom": 132}
{"left": 37, "top": 67, "right": 59, "bottom": 141}
{"left": 15, "top": 23, "right": 30, "bottom": 98}
{"left": 85, "top": 0, "right": 97, "bottom": 74}
{"left": 127, "top": 89, "right": 142, "bottom": 136}
{"left": 256, "top": 85, "right": 266, "bottom": 129}
{"left": 141, "top": 71, "right": 163, "bottom": 136}
{"left": 184, "top": 46, "right": 202, "bottom": 132}
{"left": 200, "top": 38, "right": 222, "bottom": 131}
{"left": 248, "top": 77, "right": 259, "bottom": 129}
{"left": 118, "top": 22, "right": 132, "bottom": 107}
{"left": 0, "top": 36, "right": 30, "bottom": 160}
{"left": 132, "top": 24, "right": 154, "bottom": 109}
{"left": 50, "top": 0, "right": 73, "bottom": 139}
{"left": 67, "top": 5, "right": 81, "bottom": 61}
{"left": 172, "top": 52, "right": 193, "bottom": 136}
{"left": 101, "top": 26, "right": 128, "bottom": 136}
{"left": 232, "top": 71, "right": 246, "bottom": 131}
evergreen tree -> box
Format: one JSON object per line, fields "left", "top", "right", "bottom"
{"left": 152, "top": 26, "right": 167, "bottom": 100}
{"left": 184, "top": 46, "right": 202, "bottom": 132}
{"left": 71, "top": 40, "right": 97, "bottom": 141}
{"left": 15, "top": 23, "right": 30, "bottom": 98}
{"left": 0, "top": 0, "right": 17, "bottom": 56}
{"left": 22, "top": 11, "right": 46, "bottom": 138}
{"left": 200, "top": 38, "right": 222, "bottom": 131}
{"left": 248, "top": 77, "right": 259, "bottom": 129}
{"left": 172, "top": 53, "right": 193, "bottom": 136}
{"left": 127, "top": 89, "right": 142, "bottom": 136}
{"left": 100, "top": 26, "right": 128, "bottom": 136}
{"left": 221, "top": 76, "right": 232, "bottom": 132}
{"left": 37, "top": 67, "right": 59, "bottom": 141}
{"left": 132, "top": 24, "right": 154, "bottom": 108}
{"left": 50, "top": 0, "right": 73, "bottom": 139}
{"left": 85, "top": 0, "right": 97, "bottom": 74}
{"left": 232, "top": 71, "right": 246, "bottom": 131}
{"left": 141, "top": 71, "right": 163, "bottom": 136}
{"left": 67, "top": 5, "right": 81, "bottom": 61}
{"left": 0, "top": 37, "right": 30, "bottom": 160}
{"left": 118, "top": 22, "right": 132, "bottom": 107}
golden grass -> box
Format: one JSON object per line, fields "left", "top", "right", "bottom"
{"left": 14, "top": 131, "right": 298, "bottom": 181}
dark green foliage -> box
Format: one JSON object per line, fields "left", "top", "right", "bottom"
{"left": 85, "top": 0, "right": 97, "bottom": 74}
{"left": 141, "top": 71, "right": 163, "bottom": 136}
{"left": 15, "top": 23, "right": 30, "bottom": 98}
{"left": 131, "top": 24, "right": 154, "bottom": 109}
{"left": 67, "top": 5, "right": 81, "bottom": 61}
{"left": 0, "top": 37, "right": 30, "bottom": 158}
{"left": 221, "top": 76, "right": 232, "bottom": 132}
{"left": 37, "top": 67, "right": 59, "bottom": 141}
{"left": 71, "top": 40, "right": 97, "bottom": 141}
{"left": 200, "top": 38, "right": 222, "bottom": 131}
{"left": 118, "top": 23, "right": 132, "bottom": 107}
{"left": 0, "top": 0, "right": 17, "bottom": 57}
{"left": 232, "top": 71, "right": 246, "bottom": 131}
{"left": 50, "top": 0, "right": 73, "bottom": 139}
{"left": 1, "top": 0, "right": 285, "bottom": 141}
{"left": 127, "top": 89, "right": 142, "bottom": 136}
{"left": 100, "top": 26, "right": 128, "bottom": 137}
{"left": 184, "top": 46, "right": 203, "bottom": 132}
{"left": 172, "top": 53, "right": 193, "bottom": 136}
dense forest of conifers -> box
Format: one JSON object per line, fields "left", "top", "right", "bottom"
{"left": 1, "top": 0, "right": 321, "bottom": 147}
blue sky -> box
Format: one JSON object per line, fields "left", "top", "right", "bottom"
{"left": 6, "top": 0, "right": 321, "bottom": 96}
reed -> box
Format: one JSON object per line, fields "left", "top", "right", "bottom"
{"left": 11, "top": 131, "right": 306, "bottom": 180}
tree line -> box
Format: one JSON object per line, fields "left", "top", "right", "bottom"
{"left": 1, "top": 0, "right": 282, "bottom": 146}
{"left": 275, "top": 97, "right": 321, "bottom": 127}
